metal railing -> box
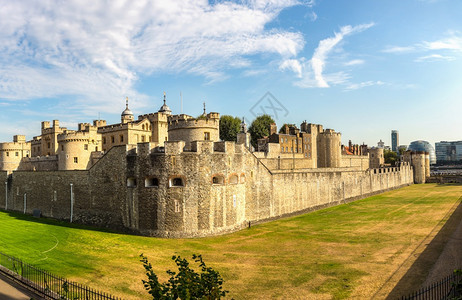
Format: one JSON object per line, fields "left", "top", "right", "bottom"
{"left": 400, "top": 269, "right": 462, "bottom": 300}
{"left": 0, "top": 251, "right": 120, "bottom": 300}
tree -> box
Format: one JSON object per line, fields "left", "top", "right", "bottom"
{"left": 384, "top": 149, "right": 399, "bottom": 166}
{"left": 278, "top": 124, "right": 295, "bottom": 134}
{"left": 219, "top": 115, "right": 241, "bottom": 141}
{"left": 140, "top": 254, "right": 229, "bottom": 299}
{"left": 248, "top": 114, "right": 275, "bottom": 148}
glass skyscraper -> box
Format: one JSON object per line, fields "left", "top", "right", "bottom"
{"left": 391, "top": 130, "right": 399, "bottom": 153}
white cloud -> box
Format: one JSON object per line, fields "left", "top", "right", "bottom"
{"left": 345, "top": 80, "right": 385, "bottom": 91}
{"left": 279, "top": 59, "right": 303, "bottom": 77}
{"left": 296, "top": 23, "right": 374, "bottom": 88}
{"left": 414, "top": 54, "right": 456, "bottom": 62}
{"left": 344, "top": 59, "right": 364, "bottom": 66}
{"left": 422, "top": 35, "right": 462, "bottom": 51}
{"left": 0, "top": 0, "right": 306, "bottom": 109}
{"left": 384, "top": 32, "right": 462, "bottom": 61}
{"left": 382, "top": 46, "right": 416, "bottom": 53}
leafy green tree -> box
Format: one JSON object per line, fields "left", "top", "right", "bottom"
{"left": 140, "top": 254, "right": 229, "bottom": 299}
{"left": 384, "top": 149, "right": 399, "bottom": 166}
{"left": 219, "top": 115, "right": 241, "bottom": 141}
{"left": 278, "top": 124, "right": 295, "bottom": 134}
{"left": 248, "top": 114, "right": 275, "bottom": 148}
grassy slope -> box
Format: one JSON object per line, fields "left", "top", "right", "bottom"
{"left": 0, "top": 184, "right": 461, "bottom": 299}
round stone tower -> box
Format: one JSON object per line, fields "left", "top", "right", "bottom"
{"left": 168, "top": 111, "right": 220, "bottom": 150}
{"left": 411, "top": 151, "right": 426, "bottom": 184}
{"left": 57, "top": 124, "right": 101, "bottom": 170}
{"left": 317, "top": 129, "right": 341, "bottom": 168}
{"left": 368, "top": 147, "right": 384, "bottom": 169}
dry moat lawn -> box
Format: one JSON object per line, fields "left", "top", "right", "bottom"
{"left": 0, "top": 183, "right": 461, "bottom": 299}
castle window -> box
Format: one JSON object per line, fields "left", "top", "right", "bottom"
{"left": 212, "top": 175, "right": 224, "bottom": 185}
{"left": 61, "top": 145, "right": 64, "bottom": 151}
{"left": 281, "top": 147, "right": 284, "bottom": 152}
{"left": 103, "top": 137, "right": 106, "bottom": 144}
{"left": 48, "top": 142, "right": 51, "bottom": 148}
{"left": 141, "top": 135, "right": 145, "bottom": 142}
{"left": 229, "top": 174, "right": 238, "bottom": 184}
{"left": 286, "top": 147, "right": 288, "bottom": 152}
{"left": 111, "top": 136, "right": 115, "bottom": 143}
{"left": 127, "top": 177, "right": 137, "bottom": 187}
{"left": 308, "top": 153, "right": 311, "bottom": 158}
{"left": 120, "top": 135, "right": 124, "bottom": 142}
{"left": 240, "top": 174, "right": 246, "bottom": 183}
{"left": 6, "top": 152, "right": 9, "bottom": 157}
{"left": 145, "top": 177, "right": 159, "bottom": 187}
{"left": 371, "top": 154, "right": 374, "bottom": 158}
{"left": 149, "top": 125, "right": 151, "bottom": 131}
{"left": 142, "top": 124, "right": 145, "bottom": 130}
{"left": 74, "top": 157, "right": 78, "bottom": 163}
{"left": 204, "top": 132, "right": 210, "bottom": 140}
{"left": 15, "top": 152, "right": 19, "bottom": 156}
{"left": 285, "top": 138, "right": 288, "bottom": 142}
{"left": 95, "top": 147, "right": 98, "bottom": 151}
{"left": 84, "top": 144, "right": 88, "bottom": 150}
{"left": 280, "top": 138, "right": 283, "bottom": 143}
{"left": 170, "top": 177, "right": 184, "bottom": 187}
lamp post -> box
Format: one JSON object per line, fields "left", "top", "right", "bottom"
{"left": 70, "top": 183, "right": 74, "bottom": 223}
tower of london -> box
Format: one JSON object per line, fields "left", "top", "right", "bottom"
{"left": 0, "top": 94, "right": 428, "bottom": 238}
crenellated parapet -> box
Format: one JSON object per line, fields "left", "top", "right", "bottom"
{"left": 168, "top": 113, "right": 220, "bottom": 149}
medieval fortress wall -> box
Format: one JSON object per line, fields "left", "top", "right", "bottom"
{"left": 0, "top": 96, "right": 426, "bottom": 238}
{"left": 0, "top": 139, "right": 414, "bottom": 238}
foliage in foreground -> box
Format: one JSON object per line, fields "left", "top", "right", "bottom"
{"left": 140, "top": 254, "right": 229, "bottom": 299}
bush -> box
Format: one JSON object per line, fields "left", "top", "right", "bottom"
{"left": 140, "top": 254, "right": 229, "bottom": 299}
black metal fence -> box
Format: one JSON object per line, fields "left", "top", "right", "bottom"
{"left": 0, "top": 251, "right": 120, "bottom": 300}
{"left": 400, "top": 269, "right": 462, "bottom": 300}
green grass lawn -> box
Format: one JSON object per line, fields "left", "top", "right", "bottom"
{"left": 0, "top": 184, "right": 461, "bottom": 299}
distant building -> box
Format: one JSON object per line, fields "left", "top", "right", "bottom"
{"left": 435, "top": 141, "right": 462, "bottom": 162}
{"left": 408, "top": 140, "right": 436, "bottom": 165}
{"left": 377, "top": 139, "right": 385, "bottom": 148}
{"left": 391, "top": 130, "right": 399, "bottom": 153}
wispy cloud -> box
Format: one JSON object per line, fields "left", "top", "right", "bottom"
{"left": 414, "top": 54, "right": 456, "bottom": 62}
{"left": 279, "top": 59, "right": 303, "bottom": 77}
{"left": 294, "top": 23, "right": 374, "bottom": 88}
{"left": 382, "top": 46, "right": 416, "bottom": 53}
{"left": 344, "top": 59, "right": 364, "bottom": 66}
{"left": 0, "top": 0, "right": 306, "bottom": 111}
{"left": 345, "top": 80, "right": 385, "bottom": 91}
{"left": 384, "top": 31, "right": 462, "bottom": 62}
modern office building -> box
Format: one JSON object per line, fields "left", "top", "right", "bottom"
{"left": 435, "top": 141, "right": 462, "bottom": 162}
{"left": 391, "top": 130, "right": 399, "bottom": 153}
{"left": 408, "top": 140, "right": 436, "bottom": 165}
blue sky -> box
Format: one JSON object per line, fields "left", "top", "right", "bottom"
{"left": 1, "top": 0, "right": 461, "bottom": 148}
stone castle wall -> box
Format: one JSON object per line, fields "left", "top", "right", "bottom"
{"left": 0, "top": 140, "right": 415, "bottom": 238}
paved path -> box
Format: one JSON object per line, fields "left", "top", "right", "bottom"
{"left": 0, "top": 273, "right": 41, "bottom": 300}
{"left": 423, "top": 211, "right": 462, "bottom": 286}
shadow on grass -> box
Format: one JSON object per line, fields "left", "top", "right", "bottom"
{"left": 0, "top": 208, "right": 135, "bottom": 236}
{"left": 385, "top": 197, "right": 462, "bottom": 299}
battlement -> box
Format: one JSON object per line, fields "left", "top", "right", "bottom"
{"left": 138, "top": 112, "right": 168, "bottom": 122}
{"left": 0, "top": 141, "right": 30, "bottom": 151}
{"left": 57, "top": 130, "right": 97, "bottom": 142}
{"left": 320, "top": 129, "right": 341, "bottom": 136}
{"left": 127, "top": 140, "right": 243, "bottom": 157}
{"left": 168, "top": 113, "right": 220, "bottom": 130}
{"left": 93, "top": 120, "right": 107, "bottom": 127}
